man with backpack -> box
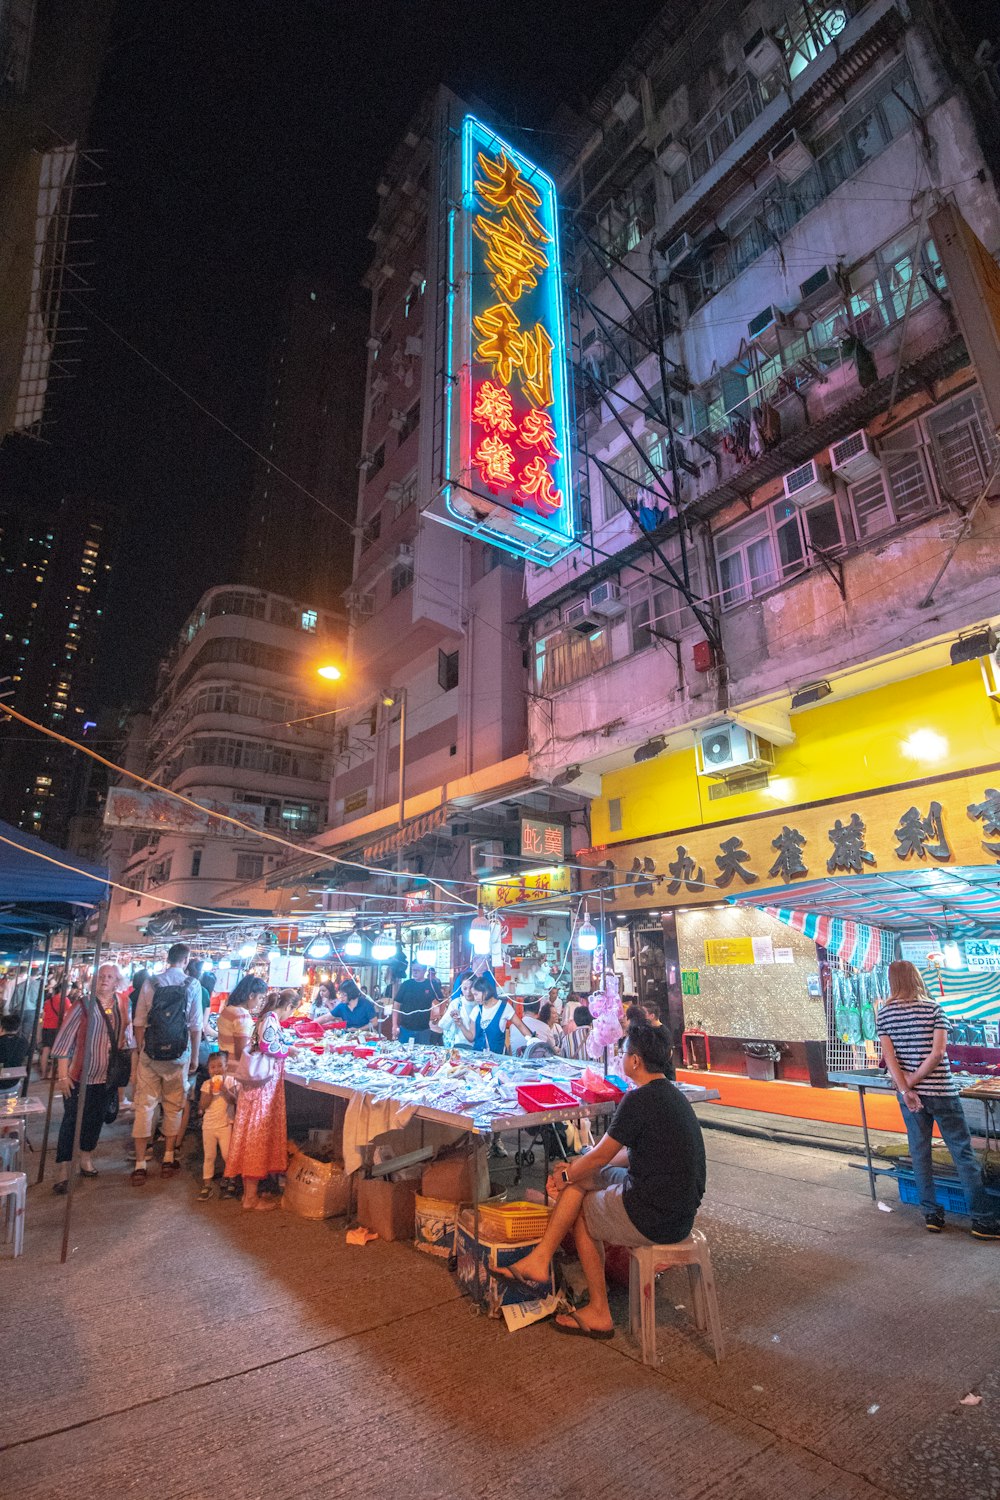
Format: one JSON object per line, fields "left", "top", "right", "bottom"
{"left": 131, "top": 942, "right": 203, "bottom": 1185}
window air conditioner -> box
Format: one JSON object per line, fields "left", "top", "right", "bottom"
{"left": 470, "top": 840, "right": 506, "bottom": 877}
{"left": 656, "top": 134, "right": 689, "bottom": 175}
{"left": 401, "top": 177, "right": 417, "bottom": 196}
{"left": 695, "top": 723, "right": 775, "bottom": 778}
{"left": 396, "top": 543, "right": 414, "bottom": 565}
{"left": 783, "top": 459, "right": 833, "bottom": 505}
{"left": 981, "top": 649, "right": 1000, "bottom": 702}
{"left": 588, "top": 581, "right": 627, "bottom": 619}
{"left": 769, "top": 129, "right": 814, "bottom": 184}
{"left": 352, "top": 594, "right": 375, "bottom": 620}
{"left": 404, "top": 335, "right": 423, "bottom": 357}
{"left": 357, "top": 452, "right": 375, "bottom": 471}
{"left": 375, "top": 178, "right": 391, "bottom": 198}
{"left": 564, "top": 599, "right": 604, "bottom": 634}
{"left": 409, "top": 267, "right": 425, "bottom": 285}
{"left": 388, "top": 409, "right": 406, "bottom": 432}
{"left": 377, "top": 261, "right": 396, "bottom": 280}
{"left": 743, "top": 29, "right": 785, "bottom": 80}
{"left": 747, "top": 305, "right": 788, "bottom": 344}
{"left": 365, "top": 335, "right": 382, "bottom": 352}
{"left": 665, "top": 232, "right": 697, "bottom": 270}
{"left": 385, "top": 481, "right": 403, "bottom": 503}
{"left": 798, "top": 264, "right": 837, "bottom": 309}
{"left": 612, "top": 89, "right": 641, "bottom": 122}
{"left": 830, "top": 430, "right": 881, "bottom": 482}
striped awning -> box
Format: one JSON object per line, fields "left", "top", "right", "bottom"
{"left": 730, "top": 866, "right": 1000, "bottom": 945}
{"left": 361, "top": 807, "right": 452, "bottom": 864}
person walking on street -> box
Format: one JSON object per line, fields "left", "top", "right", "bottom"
{"left": 131, "top": 943, "right": 202, "bottom": 1185}
{"left": 51, "top": 963, "right": 130, "bottom": 1193}
{"left": 227, "top": 988, "right": 297, "bottom": 1210}
{"left": 877, "top": 960, "right": 1000, "bottom": 1239}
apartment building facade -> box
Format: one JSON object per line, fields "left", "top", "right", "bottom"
{"left": 106, "top": 584, "right": 344, "bottom": 942}
{"left": 522, "top": 0, "right": 1000, "bottom": 1073}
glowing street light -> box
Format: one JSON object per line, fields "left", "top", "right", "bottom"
{"left": 317, "top": 663, "right": 342, "bottom": 682}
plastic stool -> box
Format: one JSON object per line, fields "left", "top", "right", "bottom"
{"left": 0, "top": 1171, "right": 26, "bottom": 1257}
{"left": 0, "top": 1119, "right": 25, "bottom": 1169}
{"left": 0, "top": 1136, "right": 20, "bottom": 1172}
{"left": 629, "top": 1229, "right": 725, "bottom": 1365}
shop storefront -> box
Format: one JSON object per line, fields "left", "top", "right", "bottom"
{"left": 580, "top": 660, "right": 1000, "bottom": 1108}
{"left": 478, "top": 866, "right": 574, "bottom": 1001}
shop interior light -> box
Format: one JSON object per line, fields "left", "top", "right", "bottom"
{"left": 237, "top": 942, "right": 256, "bottom": 960}
{"left": 577, "top": 907, "right": 599, "bottom": 952}
{"left": 303, "top": 931, "right": 334, "bottom": 961}
{"left": 942, "top": 939, "right": 964, "bottom": 969}
{"left": 415, "top": 931, "right": 437, "bottom": 966}
{"left": 900, "top": 728, "right": 948, "bottom": 763}
{"left": 469, "top": 905, "right": 492, "bottom": 956}
{"left": 950, "top": 626, "right": 997, "bottom": 666}
{"left": 342, "top": 930, "right": 364, "bottom": 958}
{"left": 371, "top": 930, "right": 396, "bottom": 961}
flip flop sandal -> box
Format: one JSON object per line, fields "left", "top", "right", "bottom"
{"left": 52, "top": 1180, "right": 68, "bottom": 1195}
{"left": 493, "top": 1266, "right": 551, "bottom": 1292}
{"left": 551, "top": 1312, "right": 615, "bottom": 1340}
{"left": 130, "top": 1168, "right": 148, "bottom": 1186}
{"left": 79, "top": 1168, "right": 98, "bottom": 1178}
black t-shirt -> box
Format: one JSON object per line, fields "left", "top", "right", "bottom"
{"left": 0, "top": 1031, "right": 28, "bottom": 1068}
{"left": 609, "top": 1078, "right": 706, "bottom": 1243}
{"left": 395, "top": 978, "right": 436, "bottom": 1031}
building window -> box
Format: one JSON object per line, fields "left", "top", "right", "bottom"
{"left": 361, "top": 512, "right": 381, "bottom": 550}
{"left": 926, "top": 390, "right": 999, "bottom": 506}
{"left": 437, "top": 648, "right": 459, "bottom": 692}
{"left": 533, "top": 628, "right": 612, "bottom": 694}
{"left": 300, "top": 609, "right": 317, "bottom": 633}
{"left": 609, "top": 797, "right": 623, "bottom": 833}
{"left": 190, "top": 849, "right": 202, "bottom": 878}
{"left": 236, "top": 853, "right": 264, "bottom": 881}
{"left": 391, "top": 561, "right": 414, "bottom": 597}
{"left": 367, "top": 443, "right": 386, "bottom": 479}
{"left": 715, "top": 495, "right": 843, "bottom": 609}
{"left": 398, "top": 401, "right": 420, "bottom": 444}
{"left": 847, "top": 426, "right": 938, "bottom": 540}
{"left": 394, "top": 470, "right": 418, "bottom": 517}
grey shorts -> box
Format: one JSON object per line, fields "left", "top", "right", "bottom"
{"left": 581, "top": 1166, "right": 655, "bottom": 1247}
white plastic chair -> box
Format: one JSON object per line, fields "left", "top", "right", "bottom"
{"left": 0, "top": 1135, "right": 20, "bottom": 1172}
{"left": 0, "top": 1170, "right": 26, "bottom": 1257}
{"left": 629, "top": 1228, "right": 725, "bottom": 1365}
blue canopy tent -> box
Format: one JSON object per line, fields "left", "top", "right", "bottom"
{"left": 0, "top": 817, "right": 108, "bottom": 939}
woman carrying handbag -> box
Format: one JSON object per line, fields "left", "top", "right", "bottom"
{"left": 51, "top": 963, "right": 131, "bottom": 1193}
{"left": 227, "top": 988, "right": 297, "bottom": 1211}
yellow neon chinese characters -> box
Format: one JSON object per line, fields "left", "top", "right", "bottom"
{"left": 519, "top": 407, "right": 559, "bottom": 457}
{"left": 474, "top": 434, "right": 517, "bottom": 490}
{"left": 472, "top": 213, "right": 549, "bottom": 303}
{"left": 473, "top": 303, "right": 522, "bottom": 386}
{"left": 474, "top": 150, "right": 550, "bottom": 244}
{"left": 517, "top": 455, "right": 563, "bottom": 515}
{"left": 472, "top": 381, "right": 516, "bottom": 433}
{"left": 520, "top": 323, "right": 554, "bottom": 409}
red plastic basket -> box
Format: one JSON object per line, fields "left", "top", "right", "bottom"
{"left": 570, "top": 1078, "right": 622, "bottom": 1104}
{"left": 516, "top": 1083, "right": 577, "bottom": 1114}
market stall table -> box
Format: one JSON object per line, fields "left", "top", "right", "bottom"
{"left": 1, "top": 1067, "right": 27, "bottom": 1085}
{"left": 826, "top": 1068, "right": 894, "bottom": 1201}
{"left": 959, "top": 1077, "right": 1000, "bottom": 1153}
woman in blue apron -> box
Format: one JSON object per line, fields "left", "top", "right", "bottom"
{"left": 471, "top": 975, "right": 531, "bottom": 1054}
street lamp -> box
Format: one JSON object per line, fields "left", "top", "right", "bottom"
{"left": 317, "top": 663, "right": 342, "bottom": 682}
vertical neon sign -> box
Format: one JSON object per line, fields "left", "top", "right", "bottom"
{"left": 442, "top": 116, "right": 576, "bottom": 564}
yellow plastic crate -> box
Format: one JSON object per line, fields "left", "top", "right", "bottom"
{"left": 476, "top": 1200, "right": 552, "bottom": 1243}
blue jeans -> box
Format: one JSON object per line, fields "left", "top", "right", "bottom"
{"left": 897, "top": 1093, "right": 991, "bottom": 1218}
{"left": 399, "top": 1027, "right": 433, "bottom": 1046}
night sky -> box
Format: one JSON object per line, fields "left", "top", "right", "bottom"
{"left": 0, "top": 0, "right": 665, "bottom": 711}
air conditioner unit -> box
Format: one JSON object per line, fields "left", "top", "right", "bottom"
{"left": 471, "top": 840, "right": 506, "bottom": 877}
{"left": 664, "top": 84, "right": 689, "bottom": 133}
{"left": 375, "top": 177, "right": 391, "bottom": 198}
{"left": 981, "top": 649, "right": 1000, "bottom": 702}
{"left": 748, "top": 305, "right": 788, "bottom": 344}
{"left": 589, "top": 581, "right": 627, "bottom": 619}
{"left": 783, "top": 459, "right": 834, "bottom": 505}
{"left": 404, "top": 335, "right": 423, "bottom": 357}
{"left": 396, "top": 543, "right": 414, "bottom": 565}
{"left": 564, "top": 599, "right": 603, "bottom": 634}
{"left": 612, "top": 89, "right": 641, "bottom": 123}
{"left": 656, "top": 134, "right": 689, "bottom": 175}
{"left": 409, "top": 267, "right": 425, "bottom": 285}
{"left": 743, "top": 29, "right": 785, "bottom": 79}
{"left": 695, "top": 723, "right": 775, "bottom": 778}
{"left": 798, "top": 264, "right": 837, "bottom": 309}
{"left": 388, "top": 409, "right": 406, "bottom": 432}
{"left": 352, "top": 594, "right": 375, "bottom": 620}
{"left": 401, "top": 177, "right": 417, "bottom": 196}
{"left": 769, "top": 129, "right": 814, "bottom": 184}
{"left": 357, "top": 451, "right": 375, "bottom": 471}
{"left": 665, "top": 232, "right": 697, "bottom": 270}
{"left": 365, "top": 335, "right": 382, "bottom": 352}
{"left": 385, "top": 481, "right": 403, "bottom": 503}
{"left": 377, "top": 261, "right": 396, "bottom": 280}
{"left": 830, "top": 429, "right": 881, "bottom": 482}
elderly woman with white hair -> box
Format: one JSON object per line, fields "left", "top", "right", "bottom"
{"left": 51, "top": 962, "right": 131, "bottom": 1193}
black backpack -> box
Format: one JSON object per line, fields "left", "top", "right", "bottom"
{"left": 144, "top": 983, "right": 190, "bottom": 1061}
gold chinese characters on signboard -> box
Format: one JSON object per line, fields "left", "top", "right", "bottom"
{"left": 479, "top": 866, "right": 571, "bottom": 909}
{"left": 580, "top": 770, "right": 1000, "bottom": 909}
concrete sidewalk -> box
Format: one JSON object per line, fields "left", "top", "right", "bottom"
{"left": 1, "top": 1104, "right": 998, "bottom": 1499}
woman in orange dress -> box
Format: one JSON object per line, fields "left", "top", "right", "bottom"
{"left": 227, "top": 988, "right": 297, "bottom": 1211}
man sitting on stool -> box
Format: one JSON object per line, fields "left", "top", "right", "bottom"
{"left": 503, "top": 1023, "right": 706, "bottom": 1337}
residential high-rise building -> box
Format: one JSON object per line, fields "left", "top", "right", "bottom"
{"left": 0, "top": 496, "right": 114, "bottom": 841}
{"left": 520, "top": 0, "right": 1000, "bottom": 1076}
{"left": 239, "top": 277, "right": 365, "bottom": 613}
{"left": 106, "top": 584, "right": 345, "bottom": 943}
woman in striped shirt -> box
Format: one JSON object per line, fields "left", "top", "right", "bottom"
{"left": 877, "top": 960, "right": 999, "bottom": 1239}
{"left": 51, "top": 963, "right": 131, "bottom": 1194}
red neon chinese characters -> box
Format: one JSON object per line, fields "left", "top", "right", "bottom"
{"left": 472, "top": 213, "right": 548, "bottom": 303}
{"left": 473, "top": 303, "right": 522, "bottom": 386}
{"left": 517, "top": 455, "right": 564, "bottom": 515}
{"left": 518, "top": 407, "right": 559, "bottom": 457}
{"left": 472, "top": 381, "right": 516, "bottom": 433}
{"left": 520, "top": 323, "right": 554, "bottom": 408}
{"left": 474, "top": 434, "right": 517, "bottom": 490}
{"left": 474, "top": 150, "right": 549, "bottom": 244}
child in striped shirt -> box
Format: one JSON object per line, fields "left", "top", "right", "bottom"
{"left": 877, "top": 960, "right": 999, "bottom": 1239}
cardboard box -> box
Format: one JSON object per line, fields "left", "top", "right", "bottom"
{"left": 454, "top": 1216, "right": 554, "bottom": 1319}
{"left": 357, "top": 1177, "right": 417, "bottom": 1242}
{"left": 421, "top": 1143, "right": 489, "bottom": 1202}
